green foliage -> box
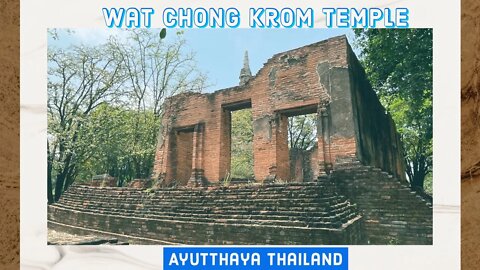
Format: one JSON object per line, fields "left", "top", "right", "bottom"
{"left": 230, "top": 109, "right": 254, "bottom": 179}
{"left": 423, "top": 172, "right": 433, "bottom": 196}
{"left": 160, "top": 28, "right": 167, "bottom": 39}
{"left": 47, "top": 42, "right": 124, "bottom": 202}
{"left": 47, "top": 29, "right": 207, "bottom": 201}
{"left": 288, "top": 114, "right": 317, "bottom": 150}
{"left": 75, "top": 104, "right": 160, "bottom": 185}
{"left": 354, "top": 29, "right": 433, "bottom": 191}
{"left": 222, "top": 171, "right": 232, "bottom": 187}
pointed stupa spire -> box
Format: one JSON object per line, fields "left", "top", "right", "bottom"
{"left": 239, "top": 50, "right": 252, "bottom": 86}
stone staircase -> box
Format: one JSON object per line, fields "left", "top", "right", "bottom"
{"left": 332, "top": 160, "right": 433, "bottom": 244}
{"left": 48, "top": 182, "right": 364, "bottom": 245}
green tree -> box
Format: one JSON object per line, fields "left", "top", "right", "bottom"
{"left": 47, "top": 29, "right": 206, "bottom": 202}
{"left": 47, "top": 43, "right": 124, "bottom": 202}
{"left": 354, "top": 29, "right": 433, "bottom": 191}
{"left": 109, "top": 29, "right": 207, "bottom": 118}
{"left": 76, "top": 104, "right": 160, "bottom": 186}
{"left": 108, "top": 29, "right": 207, "bottom": 179}
{"left": 288, "top": 114, "right": 317, "bottom": 151}
{"left": 230, "top": 109, "right": 254, "bottom": 179}
{"left": 229, "top": 111, "right": 319, "bottom": 179}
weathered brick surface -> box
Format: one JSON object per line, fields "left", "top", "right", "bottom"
{"left": 153, "top": 35, "right": 406, "bottom": 185}
{"left": 90, "top": 177, "right": 116, "bottom": 187}
{"left": 173, "top": 130, "right": 193, "bottom": 185}
{"left": 290, "top": 147, "right": 319, "bottom": 182}
{"left": 153, "top": 36, "right": 377, "bottom": 184}
{"left": 332, "top": 160, "right": 432, "bottom": 244}
{"left": 346, "top": 46, "right": 406, "bottom": 180}
{"left": 127, "top": 179, "right": 152, "bottom": 189}
{"left": 49, "top": 182, "right": 363, "bottom": 245}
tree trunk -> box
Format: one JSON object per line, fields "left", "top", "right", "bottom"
{"left": 47, "top": 160, "right": 54, "bottom": 204}
{"left": 54, "top": 172, "right": 65, "bottom": 202}
{"left": 408, "top": 159, "right": 427, "bottom": 192}
{"left": 54, "top": 151, "right": 73, "bottom": 201}
{"left": 47, "top": 140, "right": 54, "bottom": 204}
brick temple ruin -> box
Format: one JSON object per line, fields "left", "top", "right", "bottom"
{"left": 152, "top": 35, "right": 406, "bottom": 186}
{"left": 48, "top": 35, "right": 433, "bottom": 245}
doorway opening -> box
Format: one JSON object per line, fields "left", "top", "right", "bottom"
{"left": 287, "top": 112, "right": 318, "bottom": 182}
{"left": 171, "top": 127, "right": 194, "bottom": 185}
{"left": 223, "top": 100, "right": 254, "bottom": 182}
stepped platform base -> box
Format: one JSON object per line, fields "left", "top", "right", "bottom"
{"left": 48, "top": 213, "right": 363, "bottom": 245}
{"left": 48, "top": 161, "right": 433, "bottom": 245}
{"left": 332, "top": 161, "right": 433, "bottom": 245}
{"left": 48, "top": 182, "right": 364, "bottom": 245}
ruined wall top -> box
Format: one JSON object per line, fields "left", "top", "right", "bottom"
{"left": 163, "top": 35, "right": 350, "bottom": 112}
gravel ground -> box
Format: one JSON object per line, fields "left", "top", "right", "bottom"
{"left": 48, "top": 229, "right": 128, "bottom": 245}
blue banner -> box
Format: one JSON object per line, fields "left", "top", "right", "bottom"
{"left": 164, "top": 247, "right": 348, "bottom": 270}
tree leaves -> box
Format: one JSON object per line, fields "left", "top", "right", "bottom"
{"left": 231, "top": 109, "right": 254, "bottom": 179}
{"left": 160, "top": 28, "right": 167, "bottom": 39}
{"left": 354, "top": 29, "right": 433, "bottom": 190}
{"left": 288, "top": 114, "right": 317, "bottom": 151}
{"left": 48, "top": 29, "right": 207, "bottom": 199}
{"left": 76, "top": 104, "right": 160, "bottom": 185}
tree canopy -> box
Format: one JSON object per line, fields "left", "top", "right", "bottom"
{"left": 354, "top": 29, "right": 433, "bottom": 192}
{"left": 47, "top": 29, "right": 207, "bottom": 202}
{"left": 288, "top": 114, "right": 317, "bottom": 151}
{"left": 230, "top": 109, "right": 254, "bottom": 179}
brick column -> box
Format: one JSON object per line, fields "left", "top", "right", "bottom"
{"left": 152, "top": 125, "right": 171, "bottom": 185}
{"left": 317, "top": 104, "right": 333, "bottom": 178}
{"left": 188, "top": 123, "right": 207, "bottom": 187}
{"left": 276, "top": 114, "right": 290, "bottom": 181}
{"left": 217, "top": 108, "right": 232, "bottom": 182}
{"left": 263, "top": 113, "right": 290, "bottom": 182}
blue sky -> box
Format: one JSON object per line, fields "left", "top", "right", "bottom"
{"left": 49, "top": 28, "right": 357, "bottom": 92}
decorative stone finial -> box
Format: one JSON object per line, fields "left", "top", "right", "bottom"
{"left": 239, "top": 50, "right": 252, "bottom": 86}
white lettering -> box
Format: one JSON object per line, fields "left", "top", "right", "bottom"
{"left": 219, "top": 253, "right": 228, "bottom": 266}
{"left": 168, "top": 253, "right": 179, "bottom": 266}
{"left": 311, "top": 253, "right": 321, "bottom": 265}
{"left": 322, "top": 253, "right": 332, "bottom": 265}
{"left": 240, "top": 253, "right": 250, "bottom": 265}
{"left": 334, "top": 253, "right": 342, "bottom": 265}
{"left": 179, "top": 253, "right": 188, "bottom": 266}
{"left": 251, "top": 253, "right": 261, "bottom": 266}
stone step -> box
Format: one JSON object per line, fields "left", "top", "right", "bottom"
{"left": 50, "top": 204, "right": 350, "bottom": 229}
{"left": 55, "top": 200, "right": 355, "bottom": 221}
{"left": 54, "top": 204, "right": 344, "bottom": 225}
{"left": 331, "top": 161, "right": 432, "bottom": 244}
{"left": 59, "top": 194, "right": 347, "bottom": 206}
{"left": 61, "top": 191, "right": 339, "bottom": 201}
{"left": 69, "top": 182, "right": 330, "bottom": 192}
{"left": 65, "top": 192, "right": 350, "bottom": 204}
{"left": 55, "top": 197, "right": 357, "bottom": 216}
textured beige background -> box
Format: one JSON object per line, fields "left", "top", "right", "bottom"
{"left": 462, "top": 0, "right": 480, "bottom": 269}
{"left": 0, "top": 0, "right": 20, "bottom": 269}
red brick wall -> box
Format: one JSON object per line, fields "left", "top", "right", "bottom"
{"left": 275, "top": 115, "right": 290, "bottom": 180}
{"left": 174, "top": 131, "right": 193, "bottom": 185}
{"left": 153, "top": 36, "right": 372, "bottom": 183}
{"left": 346, "top": 42, "right": 407, "bottom": 180}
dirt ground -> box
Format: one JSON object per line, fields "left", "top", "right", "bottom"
{"left": 0, "top": 0, "right": 20, "bottom": 268}
{"left": 462, "top": 0, "right": 480, "bottom": 269}
{"left": 48, "top": 229, "right": 126, "bottom": 245}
